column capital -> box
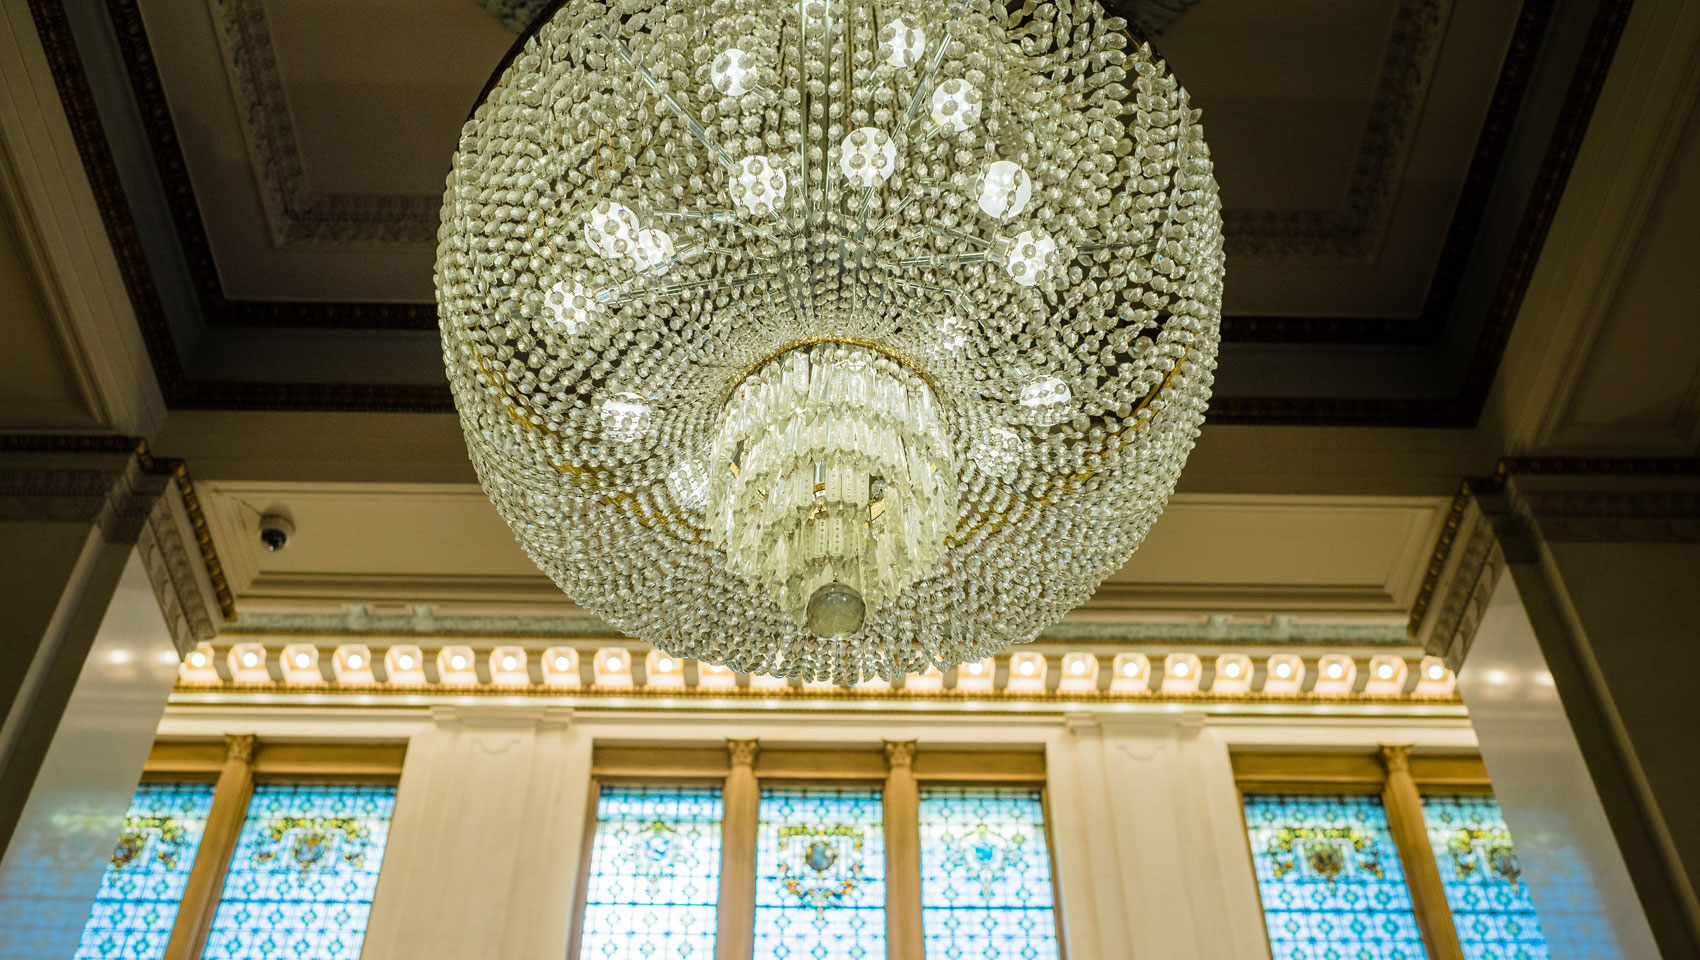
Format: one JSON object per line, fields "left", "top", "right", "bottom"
{"left": 727, "top": 738, "right": 759, "bottom": 768}
{"left": 224, "top": 733, "right": 256, "bottom": 764}
{"left": 883, "top": 740, "right": 916, "bottom": 769}
{"left": 1378, "top": 743, "right": 1412, "bottom": 775}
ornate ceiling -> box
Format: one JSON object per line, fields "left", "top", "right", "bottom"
{"left": 29, "top": 0, "right": 1633, "bottom": 424}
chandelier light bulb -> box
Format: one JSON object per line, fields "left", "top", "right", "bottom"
{"left": 1069, "top": 659, "right": 1086, "bottom": 676}
{"left": 1004, "top": 229, "right": 1058, "bottom": 287}
{"left": 1172, "top": 660, "right": 1190, "bottom": 678}
{"left": 1222, "top": 660, "right": 1243, "bottom": 679}
{"left": 439, "top": 1, "right": 1224, "bottom": 683}
{"left": 450, "top": 653, "right": 468, "bottom": 671}
{"left": 294, "top": 652, "right": 312, "bottom": 669}
{"left": 711, "top": 47, "right": 756, "bottom": 96}
{"left": 600, "top": 393, "right": 653, "bottom": 442}
{"left": 879, "top": 19, "right": 924, "bottom": 68}
{"left": 657, "top": 657, "right": 674, "bottom": 672}
{"left": 346, "top": 653, "right": 364, "bottom": 669}
{"left": 553, "top": 655, "right": 571, "bottom": 671}
{"left": 1325, "top": 662, "right": 1345, "bottom": 680}
{"left": 545, "top": 280, "right": 601, "bottom": 335}
{"left": 966, "top": 662, "right": 984, "bottom": 676}
{"left": 731, "top": 156, "right": 787, "bottom": 217}
{"left": 501, "top": 654, "right": 518, "bottom": 671}
{"left": 976, "top": 161, "right": 1032, "bottom": 220}
{"left": 839, "top": 127, "right": 897, "bottom": 186}
{"left": 1427, "top": 662, "right": 1446, "bottom": 681}
{"left": 188, "top": 650, "right": 208, "bottom": 668}
{"left": 1122, "top": 661, "right": 1138, "bottom": 678}
{"left": 930, "top": 79, "right": 982, "bottom": 132}
{"left": 583, "top": 201, "right": 638, "bottom": 259}
{"left": 1018, "top": 660, "right": 1037, "bottom": 677}
{"left": 1018, "top": 376, "right": 1073, "bottom": 427}
{"left": 240, "top": 651, "right": 260, "bottom": 669}
{"left": 1274, "top": 661, "right": 1294, "bottom": 680}
{"left": 607, "top": 655, "right": 624, "bottom": 672}
{"left": 396, "top": 653, "right": 415, "bottom": 670}
{"left": 1377, "top": 662, "right": 1396, "bottom": 680}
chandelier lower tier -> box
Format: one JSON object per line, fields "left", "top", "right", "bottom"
{"left": 437, "top": 0, "right": 1224, "bottom": 683}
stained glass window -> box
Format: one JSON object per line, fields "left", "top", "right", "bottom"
{"left": 1243, "top": 794, "right": 1428, "bottom": 960}
{"left": 1421, "top": 795, "right": 1550, "bottom": 960}
{"left": 200, "top": 782, "right": 395, "bottom": 960}
{"left": 73, "top": 781, "right": 216, "bottom": 960}
{"left": 755, "top": 787, "right": 887, "bottom": 959}
{"left": 918, "top": 787, "right": 1060, "bottom": 960}
{"left": 577, "top": 785, "right": 723, "bottom": 959}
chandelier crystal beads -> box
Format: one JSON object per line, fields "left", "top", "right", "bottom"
{"left": 437, "top": 0, "right": 1224, "bottom": 683}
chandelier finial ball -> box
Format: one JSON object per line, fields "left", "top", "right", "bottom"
{"left": 807, "top": 583, "right": 867, "bottom": 638}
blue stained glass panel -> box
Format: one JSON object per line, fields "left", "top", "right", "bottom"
{"left": 1421, "top": 795, "right": 1550, "bottom": 960}
{"left": 919, "top": 787, "right": 1060, "bottom": 960}
{"left": 577, "top": 785, "right": 723, "bottom": 959}
{"left": 755, "top": 787, "right": 886, "bottom": 960}
{"left": 74, "top": 781, "right": 217, "bottom": 960}
{"left": 200, "top": 782, "right": 395, "bottom": 960}
{"left": 1243, "top": 794, "right": 1428, "bottom": 960}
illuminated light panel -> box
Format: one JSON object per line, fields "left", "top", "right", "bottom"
{"left": 1161, "top": 653, "right": 1202, "bottom": 694}
{"left": 646, "top": 650, "right": 686, "bottom": 688}
{"left": 755, "top": 788, "right": 886, "bottom": 958}
{"left": 384, "top": 645, "right": 426, "bottom": 685}
{"left": 438, "top": 646, "right": 478, "bottom": 685}
{"left": 1212, "top": 654, "right": 1253, "bottom": 695}
{"left": 954, "top": 659, "right": 995, "bottom": 693}
{"left": 1109, "top": 654, "right": 1150, "bottom": 693}
{"left": 595, "top": 648, "right": 633, "bottom": 687}
{"left": 180, "top": 643, "right": 218, "bottom": 683}
{"left": 280, "top": 645, "right": 321, "bottom": 684}
{"left": 1005, "top": 653, "right": 1047, "bottom": 693}
{"left": 542, "top": 647, "right": 581, "bottom": 687}
{"left": 73, "top": 782, "right": 216, "bottom": 960}
{"left": 1364, "top": 656, "right": 1408, "bottom": 695}
{"left": 579, "top": 785, "right": 723, "bottom": 959}
{"left": 1263, "top": 655, "right": 1305, "bottom": 695}
{"left": 1058, "top": 654, "right": 1098, "bottom": 693}
{"left": 1416, "top": 657, "right": 1456, "bottom": 696}
{"left": 919, "top": 787, "right": 1059, "bottom": 960}
{"left": 227, "top": 643, "right": 270, "bottom": 684}
{"left": 490, "top": 646, "right": 529, "bottom": 686}
{"left": 1420, "top": 794, "right": 1551, "bottom": 959}
{"left": 332, "top": 645, "right": 375, "bottom": 685}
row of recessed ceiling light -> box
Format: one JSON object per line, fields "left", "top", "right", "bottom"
{"left": 180, "top": 642, "right": 1457, "bottom": 696}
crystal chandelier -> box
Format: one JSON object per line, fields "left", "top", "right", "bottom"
{"left": 437, "top": 0, "right": 1223, "bottom": 682}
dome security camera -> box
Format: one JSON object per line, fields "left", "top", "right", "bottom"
{"left": 258, "top": 512, "right": 294, "bottom": 552}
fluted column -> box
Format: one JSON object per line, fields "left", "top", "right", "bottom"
{"left": 884, "top": 740, "right": 924, "bottom": 960}
{"left": 1379, "top": 745, "right": 1463, "bottom": 960}
{"left": 164, "top": 734, "right": 255, "bottom": 960}
{"left": 716, "top": 738, "right": 760, "bottom": 960}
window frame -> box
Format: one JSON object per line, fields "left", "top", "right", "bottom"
{"left": 574, "top": 742, "right": 1059, "bottom": 960}
{"left": 1231, "top": 749, "right": 1498, "bottom": 960}
{"left": 130, "top": 737, "right": 407, "bottom": 960}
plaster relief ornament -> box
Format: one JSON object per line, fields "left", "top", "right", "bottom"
{"left": 437, "top": 0, "right": 1224, "bottom": 684}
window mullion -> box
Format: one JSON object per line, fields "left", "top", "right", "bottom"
{"left": 883, "top": 740, "right": 923, "bottom": 960}
{"left": 1378, "top": 745, "right": 1465, "bottom": 960}
{"left": 162, "top": 734, "right": 255, "bottom": 960}
{"left": 716, "top": 738, "right": 761, "bottom": 960}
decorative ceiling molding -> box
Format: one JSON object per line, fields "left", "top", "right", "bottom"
{"left": 205, "top": 0, "right": 440, "bottom": 247}
{"left": 23, "top": 0, "right": 1631, "bottom": 423}
{"left": 1411, "top": 457, "right": 1700, "bottom": 667}
{"left": 222, "top": 602, "right": 1412, "bottom": 646}
{"left": 1224, "top": 0, "right": 1450, "bottom": 262}
{"left": 0, "top": 435, "right": 232, "bottom": 654}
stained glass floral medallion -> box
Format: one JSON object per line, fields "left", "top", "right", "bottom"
{"left": 756, "top": 788, "right": 886, "bottom": 960}
{"left": 1243, "top": 794, "right": 1427, "bottom": 960}
{"left": 1421, "top": 795, "right": 1550, "bottom": 960}
{"left": 201, "top": 783, "right": 395, "bottom": 960}
{"left": 919, "top": 787, "right": 1060, "bottom": 960}
{"left": 74, "top": 782, "right": 216, "bottom": 960}
{"left": 578, "top": 785, "right": 723, "bottom": 959}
